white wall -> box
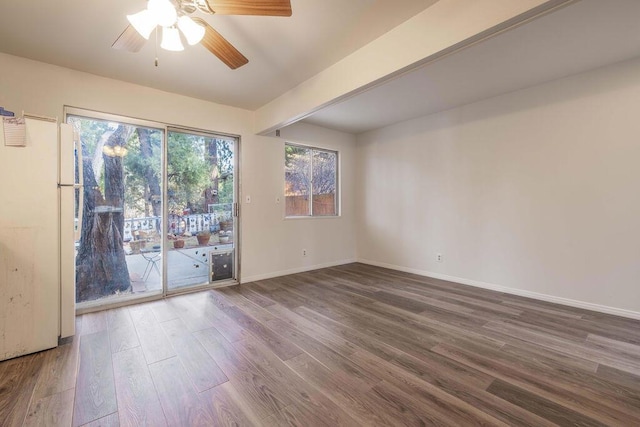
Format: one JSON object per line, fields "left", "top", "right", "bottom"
{"left": 241, "top": 122, "right": 357, "bottom": 282}
{"left": 0, "top": 53, "right": 356, "bottom": 284}
{"left": 254, "top": 0, "right": 564, "bottom": 134}
{"left": 356, "top": 57, "right": 640, "bottom": 317}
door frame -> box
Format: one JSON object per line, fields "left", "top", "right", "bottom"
{"left": 165, "top": 126, "right": 240, "bottom": 296}
{"left": 64, "top": 106, "right": 241, "bottom": 313}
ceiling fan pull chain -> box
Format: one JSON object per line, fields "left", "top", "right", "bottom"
{"left": 155, "top": 27, "right": 159, "bottom": 67}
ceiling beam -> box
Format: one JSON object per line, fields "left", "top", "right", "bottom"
{"left": 253, "top": 0, "right": 577, "bottom": 135}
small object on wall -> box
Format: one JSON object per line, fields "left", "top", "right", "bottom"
{"left": 0, "top": 107, "right": 15, "bottom": 117}
{"left": 2, "top": 117, "right": 27, "bottom": 147}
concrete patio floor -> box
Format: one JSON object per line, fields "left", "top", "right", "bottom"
{"left": 126, "top": 243, "right": 234, "bottom": 292}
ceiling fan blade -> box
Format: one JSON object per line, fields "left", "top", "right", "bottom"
{"left": 192, "top": 18, "right": 249, "bottom": 69}
{"left": 112, "top": 25, "right": 147, "bottom": 52}
{"left": 206, "top": 0, "right": 292, "bottom": 16}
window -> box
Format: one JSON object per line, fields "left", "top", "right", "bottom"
{"left": 285, "top": 143, "right": 338, "bottom": 217}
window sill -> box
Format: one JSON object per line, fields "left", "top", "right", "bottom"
{"left": 284, "top": 215, "right": 341, "bottom": 220}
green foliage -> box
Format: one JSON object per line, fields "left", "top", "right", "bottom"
{"left": 123, "top": 128, "right": 162, "bottom": 215}
{"left": 69, "top": 116, "right": 109, "bottom": 156}
{"left": 285, "top": 144, "right": 306, "bottom": 168}
{"left": 217, "top": 141, "right": 234, "bottom": 204}
{"left": 167, "top": 132, "right": 235, "bottom": 214}
{"left": 285, "top": 145, "right": 310, "bottom": 196}
{"left": 68, "top": 116, "right": 112, "bottom": 194}
{"left": 70, "top": 115, "right": 236, "bottom": 219}
{"left": 167, "top": 132, "right": 210, "bottom": 214}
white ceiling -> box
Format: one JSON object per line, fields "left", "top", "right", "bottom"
{"left": 0, "top": 0, "right": 436, "bottom": 110}
{"left": 3, "top": 0, "right": 640, "bottom": 135}
{"left": 303, "top": 0, "right": 640, "bottom": 134}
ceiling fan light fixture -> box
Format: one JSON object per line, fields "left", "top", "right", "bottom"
{"left": 161, "top": 26, "right": 185, "bottom": 51}
{"left": 148, "top": 0, "right": 177, "bottom": 27}
{"left": 127, "top": 9, "right": 157, "bottom": 39}
{"left": 177, "top": 16, "right": 205, "bottom": 45}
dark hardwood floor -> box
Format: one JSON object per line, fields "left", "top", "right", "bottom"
{"left": 1, "top": 263, "right": 640, "bottom": 426}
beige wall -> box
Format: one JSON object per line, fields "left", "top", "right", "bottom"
{"left": 242, "top": 122, "right": 357, "bottom": 281}
{"left": 356, "top": 57, "right": 640, "bottom": 317}
{"left": 0, "top": 52, "right": 357, "bottom": 284}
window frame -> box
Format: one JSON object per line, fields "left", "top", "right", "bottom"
{"left": 284, "top": 142, "right": 340, "bottom": 218}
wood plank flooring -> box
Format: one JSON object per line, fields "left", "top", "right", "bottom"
{"left": 1, "top": 263, "right": 640, "bottom": 426}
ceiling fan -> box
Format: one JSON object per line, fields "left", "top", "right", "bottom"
{"left": 112, "top": 0, "right": 292, "bottom": 69}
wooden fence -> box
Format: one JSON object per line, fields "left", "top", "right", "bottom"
{"left": 286, "top": 194, "right": 336, "bottom": 216}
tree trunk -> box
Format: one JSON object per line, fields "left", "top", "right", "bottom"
{"left": 203, "top": 139, "right": 219, "bottom": 212}
{"left": 76, "top": 125, "right": 132, "bottom": 302}
{"left": 137, "top": 128, "right": 161, "bottom": 217}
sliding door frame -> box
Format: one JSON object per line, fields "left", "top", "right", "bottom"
{"left": 64, "top": 106, "right": 241, "bottom": 313}
{"left": 165, "top": 125, "right": 240, "bottom": 296}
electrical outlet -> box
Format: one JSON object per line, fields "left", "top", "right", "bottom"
{"left": 302, "top": 249, "right": 307, "bottom": 257}
{"left": 436, "top": 253, "right": 443, "bottom": 262}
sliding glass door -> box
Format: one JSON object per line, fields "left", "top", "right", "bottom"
{"left": 166, "top": 129, "right": 237, "bottom": 292}
{"left": 67, "top": 112, "right": 164, "bottom": 307}
{"left": 67, "top": 109, "right": 238, "bottom": 310}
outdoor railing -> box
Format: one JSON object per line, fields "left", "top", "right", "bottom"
{"left": 124, "top": 204, "right": 233, "bottom": 241}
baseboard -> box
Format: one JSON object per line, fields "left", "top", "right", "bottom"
{"left": 241, "top": 258, "right": 357, "bottom": 284}
{"left": 357, "top": 258, "right": 640, "bottom": 321}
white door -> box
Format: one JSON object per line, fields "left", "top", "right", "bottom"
{"left": 0, "top": 118, "right": 60, "bottom": 360}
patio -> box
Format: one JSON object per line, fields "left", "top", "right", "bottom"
{"left": 126, "top": 241, "right": 234, "bottom": 292}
